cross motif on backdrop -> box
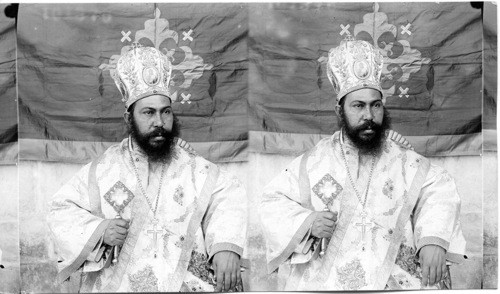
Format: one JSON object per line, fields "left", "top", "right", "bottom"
{"left": 182, "top": 29, "right": 194, "bottom": 41}
{"left": 181, "top": 93, "right": 192, "bottom": 104}
{"left": 340, "top": 24, "right": 351, "bottom": 35}
{"left": 401, "top": 23, "right": 412, "bottom": 35}
{"left": 121, "top": 30, "right": 131, "bottom": 42}
{"left": 399, "top": 86, "right": 409, "bottom": 98}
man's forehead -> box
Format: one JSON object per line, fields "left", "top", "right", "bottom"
{"left": 344, "top": 88, "right": 382, "bottom": 104}
{"left": 135, "top": 95, "right": 172, "bottom": 109}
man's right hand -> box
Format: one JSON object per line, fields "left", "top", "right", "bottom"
{"left": 311, "top": 211, "right": 338, "bottom": 238}
{"left": 103, "top": 219, "right": 129, "bottom": 246}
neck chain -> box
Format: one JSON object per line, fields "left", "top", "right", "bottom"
{"left": 339, "top": 134, "right": 376, "bottom": 208}
{"left": 128, "top": 145, "right": 166, "bottom": 219}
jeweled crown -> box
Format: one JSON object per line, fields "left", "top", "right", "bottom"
{"left": 327, "top": 35, "right": 384, "bottom": 104}
{"left": 110, "top": 44, "right": 173, "bottom": 109}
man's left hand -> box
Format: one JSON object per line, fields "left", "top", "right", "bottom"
{"left": 212, "top": 251, "right": 241, "bottom": 292}
{"left": 419, "top": 244, "right": 447, "bottom": 287}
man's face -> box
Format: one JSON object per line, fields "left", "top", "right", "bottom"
{"left": 337, "top": 88, "right": 390, "bottom": 154}
{"left": 126, "top": 94, "right": 180, "bottom": 162}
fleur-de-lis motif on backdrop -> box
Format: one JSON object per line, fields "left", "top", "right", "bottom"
{"left": 353, "top": 3, "right": 431, "bottom": 99}
{"left": 100, "top": 8, "right": 213, "bottom": 104}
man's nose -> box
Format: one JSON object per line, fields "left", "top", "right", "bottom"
{"left": 153, "top": 113, "right": 164, "bottom": 127}
{"left": 363, "top": 106, "right": 374, "bottom": 120}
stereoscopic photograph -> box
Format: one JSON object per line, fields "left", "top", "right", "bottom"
{"left": 0, "top": 1, "right": 497, "bottom": 293}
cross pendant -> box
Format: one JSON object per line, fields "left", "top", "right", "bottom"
{"left": 147, "top": 218, "right": 164, "bottom": 258}
{"left": 355, "top": 210, "right": 372, "bottom": 250}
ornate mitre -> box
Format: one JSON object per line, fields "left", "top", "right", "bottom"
{"left": 110, "top": 44, "right": 173, "bottom": 109}
{"left": 327, "top": 35, "right": 384, "bottom": 105}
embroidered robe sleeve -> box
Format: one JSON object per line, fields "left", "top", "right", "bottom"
{"left": 202, "top": 169, "right": 248, "bottom": 261}
{"left": 47, "top": 163, "right": 111, "bottom": 284}
{"left": 412, "top": 163, "right": 467, "bottom": 263}
{"left": 259, "top": 155, "right": 318, "bottom": 274}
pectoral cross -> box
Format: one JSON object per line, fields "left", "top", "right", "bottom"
{"left": 355, "top": 210, "right": 372, "bottom": 251}
{"left": 147, "top": 219, "right": 164, "bottom": 258}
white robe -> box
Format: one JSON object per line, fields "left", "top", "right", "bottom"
{"left": 260, "top": 130, "right": 466, "bottom": 291}
{"left": 48, "top": 137, "right": 248, "bottom": 292}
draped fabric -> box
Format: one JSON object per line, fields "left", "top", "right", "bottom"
{"left": 249, "top": 2, "right": 482, "bottom": 157}
{"left": 483, "top": 1, "right": 497, "bottom": 151}
{"left": 8, "top": 2, "right": 489, "bottom": 164}
{"left": 0, "top": 4, "right": 17, "bottom": 164}
{"left": 17, "top": 3, "right": 248, "bottom": 163}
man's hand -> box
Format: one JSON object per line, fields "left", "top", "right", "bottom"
{"left": 212, "top": 251, "right": 241, "bottom": 292}
{"left": 103, "top": 219, "right": 129, "bottom": 246}
{"left": 311, "top": 211, "right": 338, "bottom": 238}
{"left": 419, "top": 244, "right": 447, "bottom": 287}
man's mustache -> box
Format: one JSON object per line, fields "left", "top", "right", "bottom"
{"left": 356, "top": 120, "right": 381, "bottom": 131}
{"left": 147, "top": 128, "right": 170, "bottom": 138}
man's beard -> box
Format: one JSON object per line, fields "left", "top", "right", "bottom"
{"left": 339, "top": 108, "right": 391, "bottom": 155}
{"left": 128, "top": 115, "right": 180, "bottom": 163}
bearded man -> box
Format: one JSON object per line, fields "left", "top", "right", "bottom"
{"left": 259, "top": 37, "right": 467, "bottom": 291}
{"left": 47, "top": 45, "right": 247, "bottom": 292}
